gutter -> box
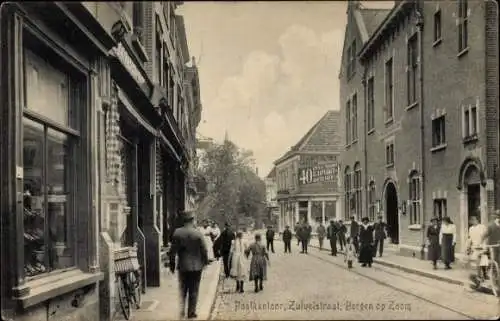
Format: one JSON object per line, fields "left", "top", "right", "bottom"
{"left": 416, "top": 4, "right": 426, "bottom": 257}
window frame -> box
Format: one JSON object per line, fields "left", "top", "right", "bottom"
{"left": 458, "top": 0, "right": 469, "bottom": 54}
{"left": 384, "top": 58, "right": 394, "bottom": 123}
{"left": 353, "top": 163, "right": 362, "bottom": 219}
{"left": 368, "top": 181, "right": 376, "bottom": 221}
{"left": 351, "top": 93, "right": 358, "bottom": 142}
{"left": 432, "top": 115, "right": 446, "bottom": 147}
{"left": 155, "top": 15, "right": 163, "bottom": 85}
{"left": 21, "top": 30, "right": 88, "bottom": 282}
{"left": 462, "top": 103, "right": 478, "bottom": 142}
{"left": 433, "top": 9, "right": 442, "bottom": 44}
{"left": 433, "top": 198, "right": 447, "bottom": 221}
{"left": 385, "top": 142, "right": 395, "bottom": 167}
{"left": 347, "top": 40, "right": 356, "bottom": 80}
{"left": 345, "top": 99, "right": 351, "bottom": 145}
{"left": 409, "top": 172, "right": 421, "bottom": 225}
{"left": 407, "top": 35, "right": 418, "bottom": 106}
{"left": 344, "top": 167, "right": 351, "bottom": 220}
{"left": 367, "top": 77, "right": 375, "bottom": 132}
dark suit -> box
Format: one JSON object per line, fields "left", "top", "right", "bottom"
{"left": 373, "top": 222, "right": 387, "bottom": 257}
{"left": 350, "top": 220, "right": 360, "bottom": 253}
{"left": 282, "top": 229, "right": 292, "bottom": 253}
{"left": 169, "top": 225, "right": 209, "bottom": 318}
{"left": 327, "top": 224, "right": 338, "bottom": 256}
{"left": 300, "top": 224, "right": 312, "bottom": 253}
{"left": 218, "top": 228, "right": 235, "bottom": 278}
{"left": 266, "top": 229, "right": 275, "bottom": 253}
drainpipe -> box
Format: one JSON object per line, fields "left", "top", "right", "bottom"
{"left": 415, "top": 4, "right": 426, "bottom": 260}
{"left": 362, "top": 68, "right": 369, "bottom": 219}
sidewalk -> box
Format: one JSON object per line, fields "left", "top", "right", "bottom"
{"left": 116, "top": 260, "right": 221, "bottom": 321}
{"left": 308, "top": 238, "right": 481, "bottom": 288}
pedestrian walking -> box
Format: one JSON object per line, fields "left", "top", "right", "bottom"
{"left": 316, "top": 223, "right": 326, "bottom": 250}
{"left": 282, "top": 226, "right": 292, "bottom": 253}
{"left": 358, "top": 217, "right": 374, "bottom": 267}
{"left": 439, "top": 216, "right": 456, "bottom": 269}
{"left": 294, "top": 222, "right": 301, "bottom": 246}
{"left": 245, "top": 233, "right": 270, "bottom": 293}
{"left": 219, "top": 222, "right": 235, "bottom": 278}
{"left": 373, "top": 216, "right": 387, "bottom": 257}
{"left": 229, "top": 231, "right": 248, "bottom": 293}
{"left": 199, "top": 220, "right": 215, "bottom": 262}
{"left": 466, "top": 215, "right": 487, "bottom": 279}
{"left": 481, "top": 210, "right": 500, "bottom": 267}
{"left": 344, "top": 237, "right": 356, "bottom": 269}
{"left": 337, "top": 220, "right": 347, "bottom": 251}
{"left": 300, "top": 221, "right": 312, "bottom": 254}
{"left": 169, "top": 211, "right": 209, "bottom": 319}
{"left": 326, "top": 220, "right": 338, "bottom": 256}
{"left": 265, "top": 226, "right": 275, "bottom": 253}
{"left": 349, "top": 216, "right": 360, "bottom": 253}
{"left": 426, "top": 217, "right": 441, "bottom": 270}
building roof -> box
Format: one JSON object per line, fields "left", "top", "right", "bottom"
{"left": 273, "top": 110, "right": 342, "bottom": 165}
{"left": 359, "top": 8, "right": 392, "bottom": 38}
{"left": 266, "top": 167, "right": 276, "bottom": 179}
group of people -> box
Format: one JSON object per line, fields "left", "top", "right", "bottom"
{"left": 168, "top": 213, "right": 271, "bottom": 319}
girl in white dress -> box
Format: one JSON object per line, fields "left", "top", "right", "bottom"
{"left": 199, "top": 221, "right": 214, "bottom": 262}
{"left": 230, "top": 232, "right": 248, "bottom": 293}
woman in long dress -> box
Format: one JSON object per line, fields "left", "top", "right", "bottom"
{"left": 199, "top": 220, "right": 214, "bottom": 262}
{"left": 229, "top": 232, "right": 248, "bottom": 293}
{"left": 439, "top": 216, "right": 456, "bottom": 269}
{"left": 358, "top": 217, "right": 374, "bottom": 267}
{"left": 427, "top": 217, "right": 441, "bottom": 269}
{"left": 245, "top": 233, "right": 270, "bottom": 293}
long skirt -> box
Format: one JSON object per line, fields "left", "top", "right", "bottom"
{"left": 427, "top": 242, "right": 440, "bottom": 262}
{"left": 358, "top": 243, "right": 373, "bottom": 264}
{"left": 249, "top": 255, "right": 267, "bottom": 281}
{"left": 229, "top": 251, "right": 247, "bottom": 281}
{"left": 441, "top": 233, "right": 453, "bottom": 264}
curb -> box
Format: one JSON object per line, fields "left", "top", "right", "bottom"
{"left": 309, "top": 244, "right": 474, "bottom": 287}
{"left": 198, "top": 260, "right": 222, "bottom": 321}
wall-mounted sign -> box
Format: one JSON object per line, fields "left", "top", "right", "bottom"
{"left": 299, "top": 162, "right": 338, "bottom": 185}
{"left": 113, "top": 42, "right": 146, "bottom": 86}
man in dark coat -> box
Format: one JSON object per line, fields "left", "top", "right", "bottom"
{"left": 300, "top": 221, "right": 312, "bottom": 254}
{"left": 316, "top": 223, "right": 326, "bottom": 250}
{"left": 326, "top": 220, "right": 338, "bottom": 256}
{"left": 282, "top": 226, "right": 292, "bottom": 253}
{"left": 373, "top": 216, "right": 387, "bottom": 257}
{"left": 218, "top": 222, "right": 235, "bottom": 278}
{"left": 337, "top": 220, "right": 347, "bottom": 251}
{"left": 349, "top": 216, "right": 360, "bottom": 253}
{"left": 266, "top": 226, "right": 275, "bottom": 253}
{"left": 294, "top": 222, "right": 301, "bottom": 245}
{"left": 169, "top": 211, "right": 209, "bottom": 319}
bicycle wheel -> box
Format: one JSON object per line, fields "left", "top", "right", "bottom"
{"left": 129, "top": 270, "right": 142, "bottom": 309}
{"left": 488, "top": 261, "right": 500, "bottom": 297}
{"left": 117, "top": 274, "right": 131, "bottom": 320}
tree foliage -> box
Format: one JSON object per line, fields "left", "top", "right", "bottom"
{"left": 196, "top": 139, "right": 266, "bottom": 228}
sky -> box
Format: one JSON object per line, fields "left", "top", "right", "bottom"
{"left": 178, "top": 1, "right": 394, "bottom": 178}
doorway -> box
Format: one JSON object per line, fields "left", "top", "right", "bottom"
{"left": 385, "top": 182, "right": 399, "bottom": 244}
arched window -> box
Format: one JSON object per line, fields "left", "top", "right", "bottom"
{"left": 409, "top": 171, "right": 421, "bottom": 225}
{"left": 368, "top": 181, "right": 376, "bottom": 221}
{"left": 344, "top": 166, "right": 351, "bottom": 220}
{"left": 353, "top": 162, "right": 362, "bottom": 220}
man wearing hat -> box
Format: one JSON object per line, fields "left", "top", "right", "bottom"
{"left": 169, "top": 210, "right": 209, "bottom": 319}
{"left": 218, "top": 222, "right": 235, "bottom": 278}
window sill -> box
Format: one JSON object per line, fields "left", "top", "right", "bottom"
{"left": 457, "top": 47, "right": 469, "bottom": 58}
{"left": 430, "top": 143, "right": 447, "bottom": 153}
{"left": 408, "top": 224, "right": 422, "bottom": 231}
{"left": 463, "top": 134, "right": 478, "bottom": 144}
{"left": 432, "top": 38, "right": 442, "bottom": 47}
{"left": 15, "top": 269, "right": 104, "bottom": 309}
{"left": 351, "top": 139, "right": 358, "bottom": 145}
{"left": 367, "top": 128, "right": 375, "bottom": 135}
{"left": 406, "top": 101, "right": 419, "bottom": 111}
{"left": 385, "top": 118, "right": 394, "bottom": 126}
{"left": 385, "top": 163, "right": 394, "bottom": 169}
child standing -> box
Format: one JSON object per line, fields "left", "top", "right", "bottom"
{"left": 344, "top": 237, "right": 356, "bottom": 269}
{"left": 245, "top": 234, "right": 270, "bottom": 292}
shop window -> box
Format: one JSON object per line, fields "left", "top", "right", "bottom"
{"left": 409, "top": 172, "right": 421, "bottom": 225}
{"left": 432, "top": 115, "right": 446, "bottom": 147}
{"left": 433, "top": 198, "right": 447, "bottom": 221}
{"left": 23, "top": 49, "right": 81, "bottom": 277}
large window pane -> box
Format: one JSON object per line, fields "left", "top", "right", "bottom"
{"left": 47, "top": 128, "right": 74, "bottom": 270}
{"left": 23, "top": 118, "right": 47, "bottom": 277}
{"left": 325, "top": 201, "right": 336, "bottom": 223}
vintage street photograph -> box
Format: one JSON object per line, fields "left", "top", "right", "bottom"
{"left": 0, "top": 1, "right": 499, "bottom": 320}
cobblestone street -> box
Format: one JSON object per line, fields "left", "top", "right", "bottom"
{"left": 211, "top": 239, "right": 499, "bottom": 320}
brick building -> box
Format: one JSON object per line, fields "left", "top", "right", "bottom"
{"left": 339, "top": 0, "right": 498, "bottom": 257}
{"left": 0, "top": 2, "right": 202, "bottom": 321}
{"left": 264, "top": 168, "right": 280, "bottom": 228}
{"left": 274, "top": 111, "right": 343, "bottom": 233}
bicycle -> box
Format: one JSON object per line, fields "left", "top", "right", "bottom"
{"left": 115, "top": 247, "right": 142, "bottom": 320}
{"left": 469, "top": 244, "right": 500, "bottom": 297}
